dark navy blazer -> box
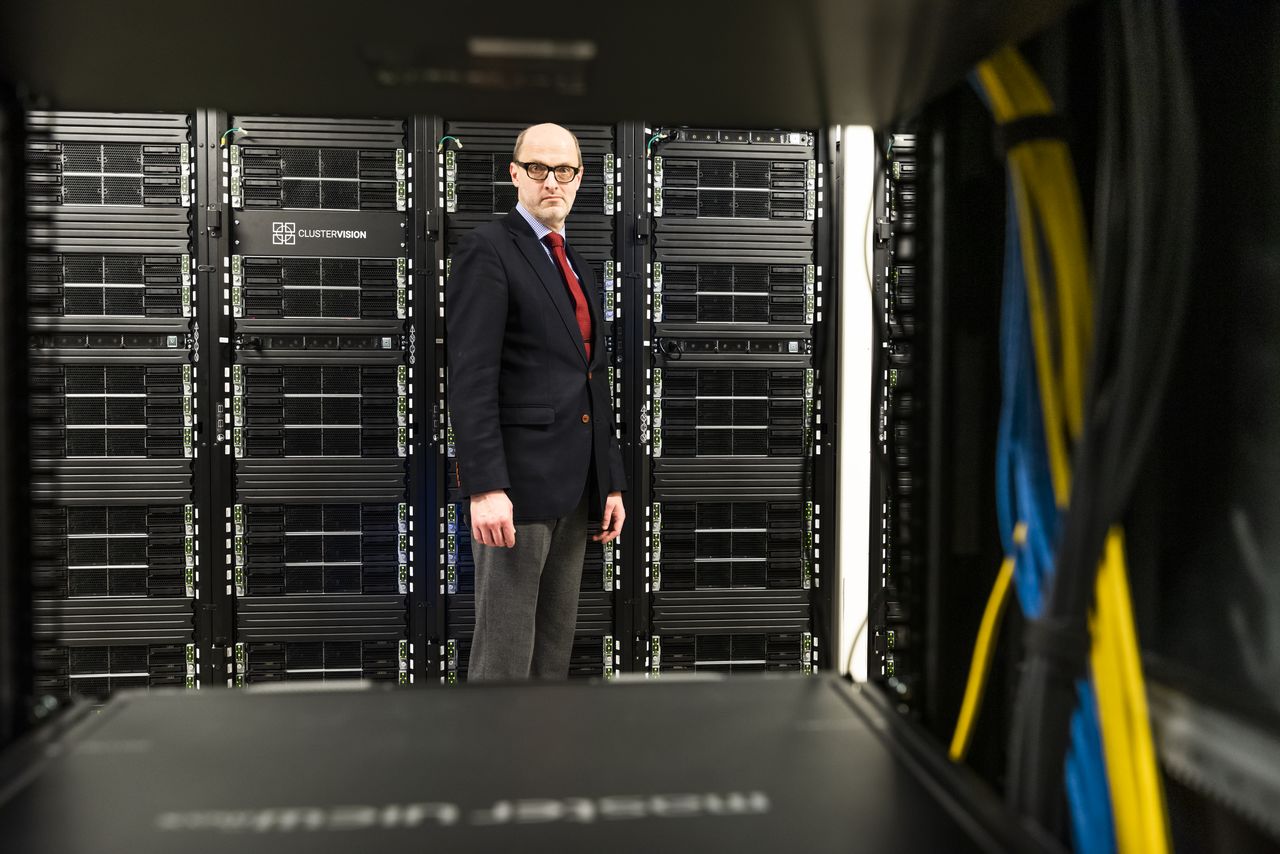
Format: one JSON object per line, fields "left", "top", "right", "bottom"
{"left": 446, "top": 209, "right": 626, "bottom": 522}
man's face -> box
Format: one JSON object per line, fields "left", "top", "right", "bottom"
{"left": 510, "top": 125, "right": 581, "bottom": 230}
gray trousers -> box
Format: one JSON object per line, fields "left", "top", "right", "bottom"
{"left": 467, "top": 494, "right": 588, "bottom": 681}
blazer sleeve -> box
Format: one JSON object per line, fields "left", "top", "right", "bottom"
{"left": 607, "top": 415, "right": 627, "bottom": 493}
{"left": 446, "top": 230, "right": 510, "bottom": 497}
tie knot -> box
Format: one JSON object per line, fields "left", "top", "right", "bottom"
{"left": 542, "top": 232, "right": 564, "bottom": 251}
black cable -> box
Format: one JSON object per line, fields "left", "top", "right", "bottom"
{"left": 1006, "top": 0, "right": 1200, "bottom": 828}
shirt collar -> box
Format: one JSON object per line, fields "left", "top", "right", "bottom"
{"left": 516, "top": 202, "right": 566, "bottom": 243}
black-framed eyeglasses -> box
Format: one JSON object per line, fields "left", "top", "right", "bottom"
{"left": 514, "top": 161, "right": 581, "bottom": 183}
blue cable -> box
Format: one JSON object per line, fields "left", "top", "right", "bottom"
{"left": 996, "top": 170, "right": 1116, "bottom": 854}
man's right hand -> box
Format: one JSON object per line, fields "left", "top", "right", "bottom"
{"left": 471, "top": 490, "right": 516, "bottom": 548}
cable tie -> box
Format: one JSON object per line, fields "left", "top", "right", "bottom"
{"left": 1023, "top": 614, "right": 1090, "bottom": 675}
{"left": 994, "top": 113, "right": 1069, "bottom": 158}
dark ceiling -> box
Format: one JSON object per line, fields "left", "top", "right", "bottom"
{"left": 1, "top": 0, "right": 1079, "bottom": 126}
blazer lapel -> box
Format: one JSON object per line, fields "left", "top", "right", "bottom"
{"left": 566, "top": 242, "right": 603, "bottom": 369}
{"left": 511, "top": 232, "right": 589, "bottom": 365}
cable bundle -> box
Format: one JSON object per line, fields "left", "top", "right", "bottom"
{"left": 949, "top": 2, "right": 1198, "bottom": 844}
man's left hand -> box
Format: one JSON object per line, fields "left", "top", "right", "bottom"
{"left": 594, "top": 492, "right": 625, "bottom": 543}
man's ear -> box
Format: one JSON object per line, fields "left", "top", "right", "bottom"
{"left": 509, "top": 162, "right": 519, "bottom": 185}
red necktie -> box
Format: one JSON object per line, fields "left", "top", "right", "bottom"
{"left": 542, "top": 232, "right": 593, "bottom": 362}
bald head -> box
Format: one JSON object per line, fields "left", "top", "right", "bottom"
{"left": 510, "top": 123, "right": 584, "bottom": 231}
{"left": 513, "top": 123, "right": 581, "bottom": 168}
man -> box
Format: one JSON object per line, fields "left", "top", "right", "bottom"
{"left": 446, "top": 123, "right": 627, "bottom": 681}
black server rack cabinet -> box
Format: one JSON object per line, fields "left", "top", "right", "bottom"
{"left": 437, "top": 122, "right": 623, "bottom": 682}
{"left": 869, "top": 133, "right": 921, "bottom": 703}
{"left": 641, "top": 127, "right": 831, "bottom": 675}
{"left": 217, "top": 116, "right": 418, "bottom": 686}
{"left": 25, "top": 111, "right": 199, "bottom": 701}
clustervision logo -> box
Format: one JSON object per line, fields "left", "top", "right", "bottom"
{"left": 272, "top": 221, "right": 368, "bottom": 245}
{"left": 271, "top": 221, "right": 297, "bottom": 245}
{"left": 155, "top": 791, "right": 771, "bottom": 834}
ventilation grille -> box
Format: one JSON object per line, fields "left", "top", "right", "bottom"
{"left": 241, "top": 257, "right": 398, "bottom": 319}
{"left": 27, "top": 141, "right": 186, "bottom": 207}
{"left": 241, "top": 365, "right": 398, "bottom": 457}
{"left": 35, "top": 644, "right": 187, "bottom": 700}
{"left": 240, "top": 147, "right": 400, "bottom": 210}
{"left": 659, "top": 262, "right": 807, "bottom": 324}
{"left": 29, "top": 253, "right": 187, "bottom": 318}
{"left": 659, "top": 368, "right": 807, "bottom": 457}
{"left": 659, "top": 158, "right": 809, "bottom": 220}
{"left": 30, "top": 364, "right": 187, "bottom": 459}
{"left": 241, "top": 503, "right": 399, "bottom": 595}
{"left": 657, "top": 501, "right": 804, "bottom": 589}
{"left": 451, "top": 152, "right": 606, "bottom": 214}
{"left": 658, "top": 632, "right": 804, "bottom": 673}
{"left": 32, "top": 505, "right": 187, "bottom": 598}
{"left": 239, "top": 640, "right": 399, "bottom": 683}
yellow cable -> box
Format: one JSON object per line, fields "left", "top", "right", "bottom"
{"left": 1010, "top": 165, "right": 1074, "bottom": 502}
{"left": 1092, "top": 558, "right": 1142, "bottom": 854}
{"left": 949, "top": 545, "right": 1019, "bottom": 762}
{"left": 980, "top": 49, "right": 1093, "bottom": 443}
{"left": 1103, "top": 529, "right": 1171, "bottom": 853}
{"left": 977, "top": 48, "right": 1169, "bottom": 854}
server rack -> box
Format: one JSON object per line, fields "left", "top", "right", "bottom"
{"left": 218, "top": 116, "right": 415, "bottom": 686}
{"left": 436, "top": 122, "right": 623, "bottom": 682}
{"left": 641, "top": 127, "right": 830, "bottom": 675}
{"left": 25, "top": 111, "right": 199, "bottom": 700}
{"left": 869, "top": 133, "right": 922, "bottom": 704}
{"left": 21, "top": 111, "right": 839, "bottom": 697}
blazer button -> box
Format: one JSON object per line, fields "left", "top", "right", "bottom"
{"left": 587, "top": 371, "right": 592, "bottom": 380}
{"left": 581, "top": 414, "right": 590, "bottom": 424}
